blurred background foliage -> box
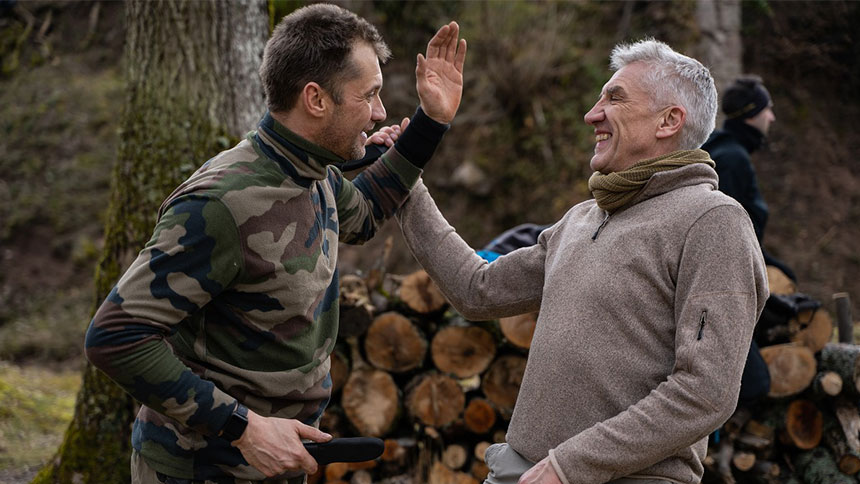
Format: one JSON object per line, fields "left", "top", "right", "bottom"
{"left": 0, "top": 0, "right": 859, "bottom": 479}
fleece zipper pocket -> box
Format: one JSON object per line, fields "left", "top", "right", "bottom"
{"left": 697, "top": 309, "right": 708, "bottom": 340}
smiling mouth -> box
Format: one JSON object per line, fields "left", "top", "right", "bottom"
{"left": 595, "top": 133, "right": 610, "bottom": 142}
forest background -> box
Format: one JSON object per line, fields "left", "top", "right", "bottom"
{"left": 0, "top": 0, "right": 858, "bottom": 482}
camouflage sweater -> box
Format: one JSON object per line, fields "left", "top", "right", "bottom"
{"left": 85, "top": 111, "right": 440, "bottom": 481}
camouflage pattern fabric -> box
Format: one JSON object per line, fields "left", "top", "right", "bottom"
{"left": 86, "top": 112, "right": 423, "bottom": 482}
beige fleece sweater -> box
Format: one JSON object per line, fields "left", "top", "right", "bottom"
{"left": 397, "top": 163, "right": 768, "bottom": 484}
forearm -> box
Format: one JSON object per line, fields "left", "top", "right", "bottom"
{"left": 85, "top": 293, "right": 236, "bottom": 436}
{"left": 397, "top": 180, "right": 543, "bottom": 320}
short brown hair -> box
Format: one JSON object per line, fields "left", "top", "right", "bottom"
{"left": 260, "top": 3, "right": 391, "bottom": 113}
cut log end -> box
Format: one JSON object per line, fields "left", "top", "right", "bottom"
{"left": 760, "top": 344, "right": 817, "bottom": 398}
{"left": 342, "top": 367, "right": 400, "bottom": 437}
{"left": 400, "top": 270, "right": 447, "bottom": 314}
{"left": 405, "top": 373, "right": 465, "bottom": 427}
{"left": 499, "top": 312, "right": 538, "bottom": 349}
{"left": 464, "top": 398, "right": 497, "bottom": 435}
{"left": 365, "top": 312, "right": 427, "bottom": 373}
{"left": 482, "top": 355, "right": 527, "bottom": 418}
{"left": 785, "top": 399, "right": 823, "bottom": 450}
{"left": 431, "top": 325, "right": 496, "bottom": 378}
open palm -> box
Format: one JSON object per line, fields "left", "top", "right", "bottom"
{"left": 417, "top": 21, "right": 467, "bottom": 124}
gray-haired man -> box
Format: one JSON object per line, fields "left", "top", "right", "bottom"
{"left": 396, "top": 39, "right": 768, "bottom": 484}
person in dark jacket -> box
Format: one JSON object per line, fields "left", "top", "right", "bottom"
{"left": 702, "top": 75, "right": 793, "bottom": 409}
{"left": 702, "top": 75, "right": 795, "bottom": 281}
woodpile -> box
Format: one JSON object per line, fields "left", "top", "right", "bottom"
{"left": 318, "top": 269, "right": 859, "bottom": 484}
{"left": 703, "top": 277, "right": 860, "bottom": 484}
{"left": 310, "top": 270, "right": 528, "bottom": 484}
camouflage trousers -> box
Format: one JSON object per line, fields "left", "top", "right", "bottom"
{"left": 132, "top": 451, "right": 305, "bottom": 484}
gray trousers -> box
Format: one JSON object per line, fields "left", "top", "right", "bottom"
{"left": 482, "top": 443, "right": 672, "bottom": 484}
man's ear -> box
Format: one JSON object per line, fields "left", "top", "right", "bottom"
{"left": 301, "top": 82, "right": 329, "bottom": 119}
{"left": 656, "top": 106, "right": 686, "bottom": 140}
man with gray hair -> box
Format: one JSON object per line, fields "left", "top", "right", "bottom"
{"left": 394, "top": 38, "right": 767, "bottom": 483}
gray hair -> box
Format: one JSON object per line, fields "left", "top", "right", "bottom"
{"left": 609, "top": 39, "right": 717, "bottom": 150}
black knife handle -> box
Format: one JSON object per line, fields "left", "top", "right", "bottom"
{"left": 304, "top": 437, "right": 385, "bottom": 465}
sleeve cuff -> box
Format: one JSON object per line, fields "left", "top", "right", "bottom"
{"left": 548, "top": 449, "right": 572, "bottom": 484}
{"left": 392, "top": 106, "right": 449, "bottom": 168}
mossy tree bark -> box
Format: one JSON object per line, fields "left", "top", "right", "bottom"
{"left": 33, "top": 1, "right": 268, "bottom": 482}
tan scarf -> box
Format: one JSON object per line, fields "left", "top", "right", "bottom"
{"left": 588, "top": 149, "right": 714, "bottom": 213}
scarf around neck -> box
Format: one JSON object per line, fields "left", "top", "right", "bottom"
{"left": 588, "top": 149, "right": 715, "bottom": 213}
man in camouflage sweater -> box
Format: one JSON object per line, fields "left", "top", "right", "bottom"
{"left": 85, "top": 4, "right": 466, "bottom": 483}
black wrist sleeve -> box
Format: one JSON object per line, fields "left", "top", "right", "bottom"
{"left": 393, "top": 106, "right": 449, "bottom": 169}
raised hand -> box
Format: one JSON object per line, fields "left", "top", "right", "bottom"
{"left": 234, "top": 409, "right": 332, "bottom": 477}
{"left": 416, "top": 21, "right": 467, "bottom": 124}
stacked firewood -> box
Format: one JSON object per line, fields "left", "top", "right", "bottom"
{"left": 703, "top": 267, "right": 860, "bottom": 484}
{"left": 310, "top": 269, "right": 533, "bottom": 484}
{"left": 312, "top": 266, "right": 859, "bottom": 484}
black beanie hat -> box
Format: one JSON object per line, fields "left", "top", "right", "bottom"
{"left": 722, "top": 75, "right": 771, "bottom": 120}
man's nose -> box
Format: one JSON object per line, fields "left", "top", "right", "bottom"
{"left": 584, "top": 104, "right": 603, "bottom": 125}
{"left": 372, "top": 97, "right": 386, "bottom": 123}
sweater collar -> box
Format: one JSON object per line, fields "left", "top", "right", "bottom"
{"left": 723, "top": 118, "right": 765, "bottom": 154}
{"left": 253, "top": 112, "right": 344, "bottom": 183}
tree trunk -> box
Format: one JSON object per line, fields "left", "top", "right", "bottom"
{"left": 405, "top": 373, "right": 466, "bottom": 428}
{"left": 694, "top": 0, "right": 741, "bottom": 104}
{"left": 32, "top": 1, "right": 267, "bottom": 482}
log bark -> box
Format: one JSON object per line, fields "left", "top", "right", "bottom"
{"left": 339, "top": 274, "right": 375, "bottom": 338}
{"left": 785, "top": 399, "right": 823, "bottom": 449}
{"left": 825, "top": 424, "right": 860, "bottom": 475}
{"left": 820, "top": 343, "right": 860, "bottom": 396}
{"left": 400, "top": 270, "right": 447, "bottom": 314}
{"left": 795, "top": 447, "right": 856, "bottom": 484}
{"left": 431, "top": 325, "right": 496, "bottom": 378}
{"left": 331, "top": 350, "right": 350, "bottom": 395}
{"left": 405, "top": 373, "right": 465, "bottom": 427}
{"left": 481, "top": 355, "right": 527, "bottom": 419}
{"left": 759, "top": 343, "right": 817, "bottom": 397}
{"left": 365, "top": 312, "right": 428, "bottom": 373}
{"left": 833, "top": 292, "right": 854, "bottom": 344}
{"left": 834, "top": 398, "right": 860, "bottom": 465}
{"left": 463, "top": 398, "right": 497, "bottom": 435}
{"left": 499, "top": 312, "right": 538, "bottom": 349}
{"left": 789, "top": 308, "right": 833, "bottom": 353}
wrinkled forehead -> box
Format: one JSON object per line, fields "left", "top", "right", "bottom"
{"left": 601, "top": 62, "right": 651, "bottom": 97}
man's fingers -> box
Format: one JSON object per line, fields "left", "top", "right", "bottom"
{"left": 296, "top": 423, "right": 332, "bottom": 443}
{"left": 455, "top": 39, "right": 467, "bottom": 73}
{"left": 416, "top": 53, "right": 425, "bottom": 78}
{"left": 444, "top": 22, "right": 459, "bottom": 63}
{"left": 426, "top": 24, "right": 449, "bottom": 59}
{"left": 400, "top": 117, "right": 410, "bottom": 131}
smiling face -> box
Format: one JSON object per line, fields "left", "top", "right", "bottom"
{"left": 319, "top": 41, "right": 387, "bottom": 160}
{"left": 583, "top": 62, "right": 668, "bottom": 174}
